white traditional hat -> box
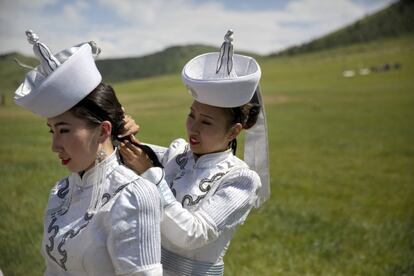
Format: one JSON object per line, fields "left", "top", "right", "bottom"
{"left": 182, "top": 30, "right": 261, "bottom": 108}
{"left": 14, "top": 30, "right": 102, "bottom": 117}
{"left": 182, "top": 30, "right": 270, "bottom": 206}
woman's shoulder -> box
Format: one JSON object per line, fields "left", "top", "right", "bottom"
{"left": 109, "top": 165, "right": 160, "bottom": 206}
{"left": 228, "top": 155, "right": 260, "bottom": 177}
{"left": 143, "top": 138, "right": 188, "bottom": 166}
{"left": 102, "top": 175, "right": 161, "bottom": 237}
{"left": 146, "top": 138, "right": 187, "bottom": 152}
{"left": 105, "top": 178, "right": 161, "bottom": 222}
{"left": 228, "top": 154, "right": 249, "bottom": 168}
{"left": 168, "top": 138, "right": 188, "bottom": 152}
{"left": 45, "top": 177, "right": 72, "bottom": 212}
{"left": 221, "top": 162, "right": 261, "bottom": 192}
{"left": 49, "top": 176, "right": 70, "bottom": 197}
{"left": 110, "top": 164, "right": 140, "bottom": 185}
{"left": 161, "top": 138, "right": 190, "bottom": 162}
{"left": 110, "top": 165, "right": 158, "bottom": 196}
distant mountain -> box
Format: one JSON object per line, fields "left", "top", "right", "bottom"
{"left": 0, "top": 52, "right": 37, "bottom": 95}
{"left": 96, "top": 44, "right": 261, "bottom": 83}
{"left": 96, "top": 44, "right": 217, "bottom": 83}
{"left": 272, "top": 0, "right": 414, "bottom": 56}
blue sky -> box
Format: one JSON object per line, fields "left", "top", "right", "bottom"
{"left": 0, "top": 0, "right": 396, "bottom": 58}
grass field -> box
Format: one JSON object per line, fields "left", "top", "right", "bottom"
{"left": 0, "top": 36, "right": 413, "bottom": 275}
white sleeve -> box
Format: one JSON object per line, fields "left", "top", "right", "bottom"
{"left": 142, "top": 167, "right": 260, "bottom": 250}
{"left": 143, "top": 143, "right": 168, "bottom": 164}
{"left": 105, "top": 180, "right": 163, "bottom": 275}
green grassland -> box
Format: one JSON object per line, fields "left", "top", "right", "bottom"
{"left": 1, "top": 36, "right": 413, "bottom": 275}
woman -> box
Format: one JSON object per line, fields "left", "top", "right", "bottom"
{"left": 14, "top": 30, "right": 162, "bottom": 275}
{"left": 120, "top": 30, "right": 270, "bottom": 275}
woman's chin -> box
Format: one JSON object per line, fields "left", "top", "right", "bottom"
{"left": 189, "top": 146, "right": 202, "bottom": 155}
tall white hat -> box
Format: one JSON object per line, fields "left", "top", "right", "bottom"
{"left": 182, "top": 30, "right": 261, "bottom": 108}
{"left": 14, "top": 30, "right": 102, "bottom": 117}
{"left": 182, "top": 30, "right": 270, "bottom": 206}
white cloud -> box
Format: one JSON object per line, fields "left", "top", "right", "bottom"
{"left": 61, "top": 1, "right": 89, "bottom": 24}
{"left": 0, "top": 0, "right": 395, "bottom": 58}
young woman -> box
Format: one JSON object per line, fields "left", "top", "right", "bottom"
{"left": 120, "top": 30, "right": 270, "bottom": 275}
{"left": 14, "top": 30, "right": 162, "bottom": 275}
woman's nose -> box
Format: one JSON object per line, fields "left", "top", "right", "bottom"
{"left": 51, "top": 135, "right": 61, "bottom": 153}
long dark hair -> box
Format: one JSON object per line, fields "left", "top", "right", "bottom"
{"left": 69, "top": 82, "right": 124, "bottom": 141}
{"left": 70, "top": 82, "right": 164, "bottom": 167}
{"left": 225, "top": 88, "right": 261, "bottom": 155}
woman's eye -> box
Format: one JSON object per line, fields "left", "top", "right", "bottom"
{"left": 59, "top": 129, "right": 69, "bottom": 134}
{"left": 202, "top": 121, "right": 212, "bottom": 125}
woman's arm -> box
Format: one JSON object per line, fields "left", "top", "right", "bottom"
{"left": 142, "top": 167, "right": 260, "bottom": 250}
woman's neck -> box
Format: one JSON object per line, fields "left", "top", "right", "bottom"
{"left": 101, "top": 141, "right": 115, "bottom": 157}
{"left": 79, "top": 141, "right": 115, "bottom": 176}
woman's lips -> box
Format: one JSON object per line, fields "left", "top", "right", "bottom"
{"left": 189, "top": 137, "right": 199, "bottom": 145}
{"left": 61, "top": 158, "right": 71, "bottom": 165}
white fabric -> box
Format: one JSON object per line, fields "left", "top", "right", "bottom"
{"left": 182, "top": 52, "right": 261, "bottom": 108}
{"left": 142, "top": 139, "right": 261, "bottom": 275}
{"left": 14, "top": 31, "right": 102, "bottom": 117}
{"left": 244, "top": 87, "right": 270, "bottom": 205}
{"left": 41, "top": 151, "right": 162, "bottom": 275}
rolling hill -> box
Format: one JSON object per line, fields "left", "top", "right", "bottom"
{"left": 96, "top": 44, "right": 218, "bottom": 83}
{"left": 0, "top": 52, "right": 38, "bottom": 101}
{"left": 273, "top": 0, "right": 414, "bottom": 56}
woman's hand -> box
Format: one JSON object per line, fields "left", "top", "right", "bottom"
{"left": 119, "top": 135, "right": 153, "bottom": 174}
{"left": 118, "top": 114, "right": 140, "bottom": 139}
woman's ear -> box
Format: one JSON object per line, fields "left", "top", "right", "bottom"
{"left": 98, "top": 121, "right": 112, "bottom": 143}
{"left": 227, "top": 123, "right": 242, "bottom": 141}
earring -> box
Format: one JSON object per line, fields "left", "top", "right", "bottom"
{"left": 96, "top": 149, "right": 107, "bottom": 163}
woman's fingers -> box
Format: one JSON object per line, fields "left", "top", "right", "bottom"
{"left": 130, "top": 134, "right": 140, "bottom": 144}
{"left": 119, "top": 141, "right": 153, "bottom": 174}
{"left": 119, "top": 142, "right": 136, "bottom": 161}
{"left": 119, "top": 114, "right": 140, "bottom": 138}
{"left": 124, "top": 140, "right": 143, "bottom": 156}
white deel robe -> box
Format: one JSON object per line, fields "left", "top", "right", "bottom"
{"left": 41, "top": 150, "right": 162, "bottom": 276}
{"left": 142, "top": 139, "right": 261, "bottom": 275}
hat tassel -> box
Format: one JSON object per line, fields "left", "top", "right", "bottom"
{"left": 216, "top": 29, "right": 236, "bottom": 78}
